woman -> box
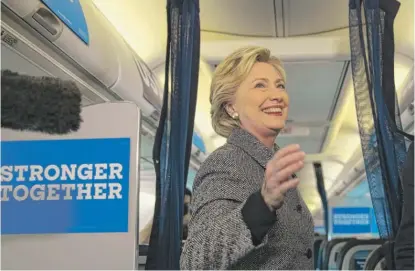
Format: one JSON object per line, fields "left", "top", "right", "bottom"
{"left": 182, "top": 188, "right": 193, "bottom": 240}
{"left": 180, "top": 46, "right": 314, "bottom": 270}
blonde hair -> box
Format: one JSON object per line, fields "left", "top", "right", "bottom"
{"left": 210, "top": 46, "right": 286, "bottom": 138}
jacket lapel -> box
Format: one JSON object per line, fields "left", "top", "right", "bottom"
{"left": 227, "top": 128, "right": 278, "bottom": 169}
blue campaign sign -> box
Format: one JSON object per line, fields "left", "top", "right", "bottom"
{"left": 1, "top": 138, "right": 130, "bottom": 234}
{"left": 332, "top": 207, "right": 372, "bottom": 234}
{"left": 41, "top": 0, "right": 89, "bottom": 45}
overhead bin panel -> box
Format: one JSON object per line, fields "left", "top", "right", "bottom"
{"left": 2, "top": 0, "right": 119, "bottom": 88}
{"left": 1, "top": 16, "right": 115, "bottom": 106}
{"left": 131, "top": 50, "right": 163, "bottom": 113}
{"left": 87, "top": 6, "right": 162, "bottom": 115}
{"left": 85, "top": 1, "right": 161, "bottom": 115}
{"left": 2, "top": 0, "right": 162, "bottom": 116}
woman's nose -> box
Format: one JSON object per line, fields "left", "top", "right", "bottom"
{"left": 268, "top": 87, "right": 287, "bottom": 103}
{"left": 273, "top": 96, "right": 283, "bottom": 101}
{"left": 269, "top": 95, "right": 284, "bottom": 103}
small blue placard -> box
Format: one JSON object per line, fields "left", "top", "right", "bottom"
{"left": 354, "top": 258, "right": 366, "bottom": 270}
{"left": 353, "top": 250, "right": 371, "bottom": 270}
{"left": 192, "top": 132, "right": 206, "bottom": 153}
{"left": 41, "top": 0, "right": 89, "bottom": 45}
{"left": 1, "top": 138, "right": 130, "bottom": 234}
{"left": 332, "top": 207, "right": 372, "bottom": 234}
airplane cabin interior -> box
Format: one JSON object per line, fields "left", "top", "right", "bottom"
{"left": 1, "top": 0, "right": 414, "bottom": 270}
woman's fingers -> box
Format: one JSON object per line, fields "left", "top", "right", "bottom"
{"left": 274, "top": 151, "right": 306, "bottom": 171}
{"left": 273, "top": 144, "right": 301, "bottom": 160}
{"left": 278, "top": 178, "right": 300, "bottom": 194}
{"left": 261, "top": 178, "right": 300, "bottom": 211}
{"left": 262, "top": 145, "right": 305, "bottom": 211}
{"left": 266, "top": 147, "right": 305, "bottom": 185}
{"left": 275, "top": 160, "right": 305, "bottom": 182}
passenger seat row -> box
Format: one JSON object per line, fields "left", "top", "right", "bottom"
{"left": 314, "top": 235, "right": 392, "bottom": 270}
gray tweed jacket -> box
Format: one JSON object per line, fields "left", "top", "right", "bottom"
{"left": 180, "top": 128, "right": 314, "bottom": 270}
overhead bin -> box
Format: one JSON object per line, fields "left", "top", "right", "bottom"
{"left": 129, "top": 47, "right": 163, "bottom": 113}
{"left": 1, "top": 0, "right": 161, "bottom": 116}
{"left": 1, "top": 10, "right": 115, "bottom": 105}
{"left": 2, "top": 0, "right": 118, "bottom": 87}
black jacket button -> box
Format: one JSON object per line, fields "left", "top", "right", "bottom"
{"left": 306, "top": 248, "right": 312, "bottom": 259}
{"left": 296, "top": 204, "right": 303, "bottom": 213}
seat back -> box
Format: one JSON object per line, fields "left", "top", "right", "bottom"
{"left": 326, "top": 238, "right": 355, "bottom": 270}
{"left": 317, "top": 239, "right": 329, "bottom": 270}
{"left": 314, "top": 236, "right": 325, "bottom": 269}
{"left": 375, "top": 258, "right": 386, "bottom": 270}
{"left": 337, "top": 239, "right": 384, "bottom": 270}
{"left": 138, "top": 245, "right": 148, "bottom": 270}
{"left": 364, "top": 241, "right": 392, "bottom": 270}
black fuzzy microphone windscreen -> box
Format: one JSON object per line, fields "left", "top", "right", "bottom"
{"left": 1, "top": 70, "right": 83, "bottom": 134}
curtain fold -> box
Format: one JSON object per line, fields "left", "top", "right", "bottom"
{"left": 314, "top": 162, "right": 329, "bottom": 238}
{"left": 348, "top": 0, "right": 408, "bottom": 241}
{"left": 146, "top": 0, "right": 200, "bottom": 269}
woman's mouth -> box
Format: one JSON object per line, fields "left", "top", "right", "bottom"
{"left": 262, "top": 107, "right": 283, "bottom": 116}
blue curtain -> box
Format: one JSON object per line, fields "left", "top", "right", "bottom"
{"left": 146, "top": 0, "right": 200, "bottom": 270}
{"left": 348, "top": 0, "right": 408, "bottom": 240}
{"left": 314, "top": 162, "right": 329, "bottom": 238}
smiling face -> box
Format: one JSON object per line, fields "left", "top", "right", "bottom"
{"left": 226, "top": 62, "right": 289, "bottom": 145}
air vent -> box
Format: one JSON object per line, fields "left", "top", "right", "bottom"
{"left": 1, "top": 28, "right": 18, "bottom": 47}
{"left": 150, "top": 110, "right": 161, "bottom": 123}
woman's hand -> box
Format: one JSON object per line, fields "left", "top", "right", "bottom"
{"left": 261, "top": 144, "right": 305, "bottom": 212}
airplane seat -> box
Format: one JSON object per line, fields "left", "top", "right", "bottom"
{"left": 317, "top": 239, "right": 329, "bottom": 270}
{"left": 314, "top": 236, "right": 325, "bottom": 269}
{"left": 375, "top": 258, "right": 387, "bottom": 270}
{"left": 364, "top": 241, "right": 393, "bottom": 270}
{"left": 325, "top": 238, "right": 355, "bottom": 270}
{"left": 336, "top": 239, "right": 385, "bottom": 270}
{"left": 138, "top": 244, "right": 149, "bottom": 270}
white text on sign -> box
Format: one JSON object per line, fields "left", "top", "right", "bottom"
{"left": 333, "top": 213, "right": 370, "bottom": 225}
{"left": 0, "top": 163, "right": 125, "bottom": 201}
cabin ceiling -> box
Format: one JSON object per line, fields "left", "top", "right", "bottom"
{"left": 200, "top": 0, "right": 350, "bottom": 38}
{"left": 93, "top": 0, "right": 414, "bottom": 214}
{"left": 200, "top": 0, "right": 412, "bottom": 47}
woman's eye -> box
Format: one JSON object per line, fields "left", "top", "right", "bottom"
{"left": 277, "top": 83, "right": 286, "bottom": 90}
{"left": 255, "top": 82, "right": 266, "bottom": 88}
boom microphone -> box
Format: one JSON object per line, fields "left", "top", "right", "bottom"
{"left": 1, "top": 70, "right": 82, "bottom": 134}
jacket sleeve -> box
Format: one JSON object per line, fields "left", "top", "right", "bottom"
{"left": 180, "top": 169, "right": 276, "bottom": 270}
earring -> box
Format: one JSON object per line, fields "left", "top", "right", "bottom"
{"left": 232, "top": 113, "right": 239, "bottom": 120}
